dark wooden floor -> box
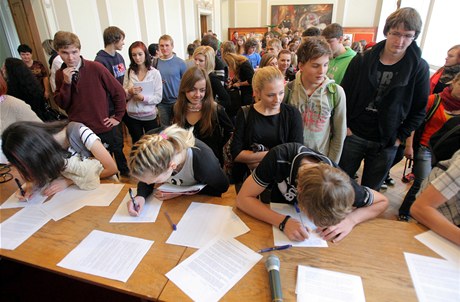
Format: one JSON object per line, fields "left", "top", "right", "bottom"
{"left": 0, "top": 259, "right": 141, "bottom": 302}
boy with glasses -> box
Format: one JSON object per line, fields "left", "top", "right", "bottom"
{"left": 338, "top": 7, "right": 429, "bottom": 191}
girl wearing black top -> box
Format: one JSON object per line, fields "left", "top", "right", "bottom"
{"left": 173, "top": 67, "right": 233, "bottom": 166}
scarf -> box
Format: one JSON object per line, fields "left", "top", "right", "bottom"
{"left": 440, "top": 64, "right": 460, "bottom": 84}
{"left": 440, "top": 86, "right": 460, "bottom": 112}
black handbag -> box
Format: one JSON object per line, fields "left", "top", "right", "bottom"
{"left": 42, "top": 101, "right": 67, "bottom": 121}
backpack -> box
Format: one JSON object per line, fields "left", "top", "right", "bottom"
{"left": 429, "top": 116, "right": 460, "bottom": 169}
{"left": 284, "top": 80, "right": 338, "bottom": 114}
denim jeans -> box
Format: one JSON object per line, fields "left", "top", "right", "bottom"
{"left": 399, "top": 145, "right": 433, "bottom": 216}
{"left": 157, "top": 102, "right": 175, "bottom": 127}
{"left": 339, "top": 134, "right": 398, "bottom": 190}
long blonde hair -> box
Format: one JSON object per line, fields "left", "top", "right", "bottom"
{"left": 193, "top": 46, "right": 215, "bottom": 74}
{"left": 223, "top": 53, "right": 249, "bottom": 80}
{"left": 128, "top": 125, "right": 195, "bottom": 178}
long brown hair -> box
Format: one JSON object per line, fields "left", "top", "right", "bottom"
{"left": 173, "top": 67, "right": 216, "bottom": 137}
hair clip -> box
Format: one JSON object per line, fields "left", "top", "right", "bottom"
{"left": 159, "top": 132, "right": 168, "bottom": 140}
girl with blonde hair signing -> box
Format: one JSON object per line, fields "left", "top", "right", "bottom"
{"left": 127, "top": 124, "right": 229, "bottom": 216}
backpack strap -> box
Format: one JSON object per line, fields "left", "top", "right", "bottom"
{"left": 425, "top": 94, "right": 442, "bottom": 123}
{"left": 326, "top": 82, "right": 337, "bottom": 113}
{"left": 242, "top": 104, "right": 251, "bottom": 122}
{"left": 283, "top": 80, "right": 295, "bottom": 104}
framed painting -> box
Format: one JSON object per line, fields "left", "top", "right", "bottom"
{"left": 271, "top": 4, "right": 333, "bottom": 34}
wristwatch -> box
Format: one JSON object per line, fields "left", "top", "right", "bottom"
{"left": 278, "top": 215, "right": 291, "bottom": 232}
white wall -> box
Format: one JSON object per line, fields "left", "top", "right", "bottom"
{"left": 30, "top": 0, "right": 219, "bottom": 62}
{"left": 342, "top": 0, "right": 380, "bottom": 27}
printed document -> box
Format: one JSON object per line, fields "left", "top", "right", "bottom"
{"left": 415, "top": 230, "right": 460, "bottom": 266}
{"left": 166, "top": 237, "right": 262, "bottom": 302}
{"left": 404, "top": 252, "right": 460, "bottom": 302}
{"left": 166, "top": 202, "right": 249, "bottom": 248}
{"left": 271, "top": 203, "right": 327, "bottom": 247}
{"left": 58, "top": 230, "right": 153, "bottom": 282}
{"left": 0, "top": 189, "right": 47, "bottom": 209}
{"left": 0, "top": 205, "right": 50, "bottom": 250}
{"left": 296, "top": 265, "right": 365, "bottom": 302}
{"left": 42, "top": 184, "right": 123, "bottom": 221}
{"left": 110, "top": 188, "right": 163, "bottom": 223}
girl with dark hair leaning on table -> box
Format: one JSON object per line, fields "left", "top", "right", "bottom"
{"left": 2, "top": 121, "right": 118, "bottom": 198}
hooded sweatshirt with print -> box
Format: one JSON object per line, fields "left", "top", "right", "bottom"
{"left": 285, "top": 73, "right": 347, "bottom": 163}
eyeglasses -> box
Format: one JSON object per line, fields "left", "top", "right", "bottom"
{"left": 388, "top": 31, "right": 415, "bottom": 40}
{"left": 0, "top": 164, "right": 13, "bottom": 183}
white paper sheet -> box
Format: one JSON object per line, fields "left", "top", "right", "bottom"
{"left": 157, "top": 183, "right": 206, "bottom": 194}
{"left": 166, "top": 202, "right": 249, "bottom": 248}
{"left": 0, "top": 205, "right": 51, "bottom": 250}
{"left": 83, "top": 184, "right": 124, "bottom": 206}
{"left": 110, "top": 188, "right": 163, "bottom": 223}
{"left": 415, "top": 230, "right": 460, "bottom": 266}
{"left": 0, "top": 189, "right": 48, "bottom": 209}
{"left": 270, "top": 203, "right": 328, "bottom": 247}
{"left": 42, "top": 184, "right": 123, "bottom": 221}
{"left": 166, "top": 237, "right": 262, "bottom": 302}
{"left": 404, "top": 252, "right": 460, "bottom": 302}
{"left": 296, "top": 265, "right": 366, "bottom": 302}
{"left": 135, "top": 80, "right": 155, "bottom": 96}
{"left": 57, "top": 230, "right": 153, "bottom": 282}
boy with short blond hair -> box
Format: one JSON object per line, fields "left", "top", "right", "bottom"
{"left": 236, "top": 142, "right": 388, "bottom": 243}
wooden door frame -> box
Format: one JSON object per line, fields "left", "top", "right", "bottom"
{"left": 8, "top": 0, "right": 48, "bottom": 71}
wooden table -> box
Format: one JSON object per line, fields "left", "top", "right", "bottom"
{"left": 158, "top": 193, "right": 439, "bottom": 302}
{"left": 0, "top": 173, "right": 186, "bottom": 301}
{"left": 1, "top": 175, "right": 438, "bottom": 301}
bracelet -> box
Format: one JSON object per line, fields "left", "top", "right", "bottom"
{"left": 278, "top": 215, "right": 291, "bottom": 232}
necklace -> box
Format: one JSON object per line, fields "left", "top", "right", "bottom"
{"left": 187, "top": 102, "right": 202, "bottom": 112}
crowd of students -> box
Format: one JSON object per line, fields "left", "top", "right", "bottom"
{"left": 1, "top": 7, "right": 459, "bottom": 245}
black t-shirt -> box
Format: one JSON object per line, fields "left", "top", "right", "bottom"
{"left": 354, "top": 60, "right": 402, "bottom": 141}
{"left": 253, "top": 142, "right": 374, "bottom": 207}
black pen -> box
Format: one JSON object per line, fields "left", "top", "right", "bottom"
{"left": 128, "top": 188, "right": 138, "bottom": 211}
{"left": 14, "top": 178, "right": 27, "bottom": 201}
{"left": 258, "top": 244, "right": 292, "bottom": 253}
{"left": 164, "top": 211, "right": 177, "bottom": 231}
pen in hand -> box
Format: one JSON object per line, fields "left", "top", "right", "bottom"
{"left": 294, "top": 202, "right": 308, "bottom": 232}
{"left": 164, "top": 211, "right": 177, "bottom": 231}
{"left": 258, "top": 244, "right": 292, "bottom": 253}
{"left": 128, "top": 188, "right": 138, "bottom": 211}
{"left": 14, "top": 178, "right": 28, "bottom": 201}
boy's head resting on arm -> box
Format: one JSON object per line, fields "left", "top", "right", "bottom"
{"left": 128, "top": 124, "right": 195, "bottom": 184}
{"left": 2, "top": 121, "right": 69, "bottom": 187}
{"left": 297, "top": 163, "right": 355, "bottom": 227}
